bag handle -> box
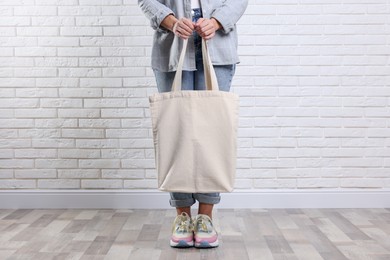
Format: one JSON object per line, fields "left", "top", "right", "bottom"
{"left": 171, "top": 38, "right": 219, "bottom": 92}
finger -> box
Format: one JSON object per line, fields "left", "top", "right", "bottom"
{"left": 204, "top": 31, "right": 215, "bottom": 40}
{"left": 177, "top": 23, "right": 193, "bottom": 36}
{"left": 176, "top": 30, "right": 189, "bottom": 40}
{"left": 205, "top": 26, "right": 216, "bottom": 35}
{"left": 195, "top": 19, "right": 206, "bottom": 30}
{"left": 201, "top": 19, "right": 212, "bottom": 26}
{"left": 202, "top": 23, "right": 214, "bottom": 33}
{"left": 196, "top": 24, "right": 213, "bottom": 36}
{"left": 195, "top": 18, "right": 205, "bottom": 27}
{"left": 199, "top": 20, "right": 213, "bottom": 31}
{"left": 179, "top": 19, "right": 194, "bottom": 34}
{"left": 199, "top": 25, "right": 216, "bottom": 38}
{"left": 182, "top": 33, "right": 191, "bottom": 39}
{"left": 182, "top": 18, "right": 194, "bottom": 30}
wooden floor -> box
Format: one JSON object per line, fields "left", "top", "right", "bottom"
{"left": 0, "top": 208, "right": 389, "bottom": 260}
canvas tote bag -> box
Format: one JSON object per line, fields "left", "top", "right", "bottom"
{"left": 149, "top": 37, "right": 239, "bottom": 193}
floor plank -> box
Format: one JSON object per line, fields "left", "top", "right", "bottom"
{"left": 0, "top": 208, "right": 389, "bottom": 259}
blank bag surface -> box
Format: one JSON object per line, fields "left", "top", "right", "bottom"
{"left": 149, "top": 38, "right": 239, "bottom": 193}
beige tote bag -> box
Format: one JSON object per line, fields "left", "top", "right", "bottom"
{"left": 149, "top": 38, "right": 239, "bottom": 193}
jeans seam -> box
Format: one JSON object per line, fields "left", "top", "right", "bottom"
{"left": 169, "top": 198, "right": 196, "bottom": 207}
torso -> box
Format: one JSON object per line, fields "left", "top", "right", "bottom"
{"left": 191, "top": 0, "right": 201, "bottom": 9}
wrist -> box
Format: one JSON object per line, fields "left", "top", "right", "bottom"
{"left": 211, "top": 18, "right": 222, "bottom": 30}
{"left": 170, "top": 17, "right": 179, "bottom": 32}
{"left": 161, "top": 14, "right": 178, "bottom": 32}
{"left": 172, "top": 19, "right": 180, "bottom": 32}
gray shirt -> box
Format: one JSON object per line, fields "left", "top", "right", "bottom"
{"left": 138, "top": 0, "right": 248, "bottom": 72}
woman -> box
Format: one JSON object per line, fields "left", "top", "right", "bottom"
{"left": 138, "top": 0, "right": 248, "bottom": 248}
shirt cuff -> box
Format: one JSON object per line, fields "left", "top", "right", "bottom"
{"left": 152, "top": 9, "right": 174, "bottom": 34}
{"left": 211, "top": 12, "right": 234, "bottom": 34}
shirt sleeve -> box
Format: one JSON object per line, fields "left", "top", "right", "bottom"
{"left": 138, "top": 0, "right": 175, "bottom": 33}
{"left": 210, "top": 0, "right": 249, "bottom": 34}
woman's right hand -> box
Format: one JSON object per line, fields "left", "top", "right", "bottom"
{"left": 161, "top": 15, "right": 194, "bottom": 40}
{"left": 171, "top": 18, "right": 194, "bottom": 40}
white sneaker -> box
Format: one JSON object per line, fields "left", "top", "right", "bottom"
{"left": 193, "top": 214, "right": 219, "bottom": 248}
{"left": 170, "top": 212, "right": 194, "bottom": 248}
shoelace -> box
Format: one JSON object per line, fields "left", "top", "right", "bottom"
{"left": 174, "top": 214, "right": 192, "bottom": 233}
{"left": 195, "top": 216, "right": 212, "bottom": 233}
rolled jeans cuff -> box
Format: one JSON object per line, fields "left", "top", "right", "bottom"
{"left": 169, "top": 197, "right": 196, "bottom": 208}
{"left": 193, "top": 193, "right": 221, "bottom": 205}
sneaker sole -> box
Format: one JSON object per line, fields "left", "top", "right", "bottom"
{"left": 195, "top": 240, "right": 219, "bottom": 248}
{"left": 170, "top": 239, "right": 194, "bottom": 248}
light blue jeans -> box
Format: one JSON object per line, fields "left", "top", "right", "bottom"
{"left": 152, "top": 8, "right": 236, "bottom": 208}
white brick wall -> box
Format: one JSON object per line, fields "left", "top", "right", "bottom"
{"left": 0, "top": 0, "right": 389, "bottom": 191}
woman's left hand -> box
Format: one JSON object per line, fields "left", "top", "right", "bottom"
{"left": 194, "top": 18, "right": 221, "bottom": 40}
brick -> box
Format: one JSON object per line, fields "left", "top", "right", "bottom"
{"left": 0, "top": 170, "right": 13, "bottom": 179}
{"left": 15, "top": 169, "right": 56, "bottom": 178}
{"left": 0, "top": 180, "right": 36, "bottom": 189}
{"left": 58, "top": 169, "right": 100, "bottom": 179}
{"left": 102, "top": 169, "right": 144, "bottom": 179}
{"left": 38, "top": 179, "right": 80, "bottom": 189}
{"left": 58, "top": 149, "right": 100, "bottom": 158}
{"left": 123, "top": 180, "right": 156, "bottom": 189}
{"left": 35, "top": 159, "right": 77, "bottom": 168}
{"left": 253, "top": 179, "right": 296, "bottom": 189}
{"left": 61, "top": 129, "right": 104, "bottom": 138}
{"left": 79, "top": 159, "right": 120, "bottom": 169}
{"left": 82, "top": 179, "right": 122, "bottom": 189}
{"left": 15, "top": 149, "right": 57, "bottom": 158}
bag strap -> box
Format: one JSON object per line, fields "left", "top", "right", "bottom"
{"left": 171, "top": 38, "right": 219, "bottom": 92}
